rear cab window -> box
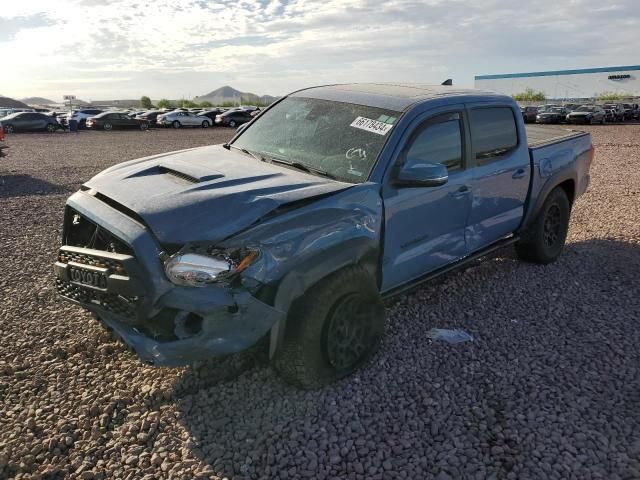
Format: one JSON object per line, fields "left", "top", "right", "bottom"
{"left": 469, "top": 107, "right": 518, "bottom": 164}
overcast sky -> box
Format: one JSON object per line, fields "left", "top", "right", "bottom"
{"left": 2, "top": 0, "right": 638, "bottom": 101}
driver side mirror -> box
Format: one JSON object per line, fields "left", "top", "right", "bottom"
{"left": 393, "top": 160, "right": 449, "bottom": 187}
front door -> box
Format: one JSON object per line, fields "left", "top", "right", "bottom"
{"left": 381, "top": 109, "right": 472, "bottom": 292}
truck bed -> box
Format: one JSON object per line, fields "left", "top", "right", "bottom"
{"left": 526, "top": 124, "right": 587, "bottom": 149}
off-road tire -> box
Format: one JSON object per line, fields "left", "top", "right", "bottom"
{"left": 273, "top": 266, "right": 385, "bottom": 389}
{"left": 516, "top": 187, "right": 570, "bottom": 264}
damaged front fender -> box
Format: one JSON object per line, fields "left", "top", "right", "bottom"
{"left": 221, "top": 183, "right": 384, "bottom": 356}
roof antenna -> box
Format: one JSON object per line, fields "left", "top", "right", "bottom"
{"left": 441, "top": 79, "right": 453, "bottom": 86}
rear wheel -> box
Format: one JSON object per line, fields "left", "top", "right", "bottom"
{"left": 172, "top": 120, "right": 181, "bottom": 129}
{"left": 273, "top": 266, "right": 385, "bottom": 389}
{"left": 516, "top": 187, "right": 570, "bottom": 264}
{"left": 103, "top": 123, "right": 113, "bottom": 131}
{"left": 3, "top": 125, "right": 14, "bottom": 133}
{"left": 140, "top": 123, "right": 149, "bottom": 130}
{"left": 229, "top": 120, "right": 237, "bottom": 128}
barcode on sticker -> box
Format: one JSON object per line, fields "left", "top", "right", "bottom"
{"left": 350, "top": 116, "right": 393, "bottom": 135}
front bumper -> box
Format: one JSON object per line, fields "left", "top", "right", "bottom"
{"left": 55, "top": 191, "right": 284, "bottom": 366}
{"left": 567, "top": 116, "right": 590, "bottom": 124}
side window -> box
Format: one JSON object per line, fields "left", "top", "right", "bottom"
{"left": 404, "top": 114, "right": 463, "bottom": 171}
{"left": 469, "top": 107, "right": 518, "bottom": 162}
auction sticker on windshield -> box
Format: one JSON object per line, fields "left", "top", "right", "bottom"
{"left": 350, "top": 116, "right": 394, "bottom": 135}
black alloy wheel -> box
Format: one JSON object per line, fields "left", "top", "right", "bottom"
{"left": 324, "top": 293, "right": 376, "bottom": 371}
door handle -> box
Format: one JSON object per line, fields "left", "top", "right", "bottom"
{"left": 512, "top": 168, "right": 527, "bottom": 179}
{"left": 449, "top": 185, "right": 470, "bottom": 198}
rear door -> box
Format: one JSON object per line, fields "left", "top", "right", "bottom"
{"left": 34, "top": 113, "right": 48, "bottom": 130}
{"left": 381, "top": 107, "right": 473, "bottom": 292}
{"left": 184, "top": 112, "right": 199, "bottom": 126}
{"left": 118, "top": 113, "right": 135, "bottom": 128}
{"left": 465, "top": 104, "right": 531, "bottom": 252}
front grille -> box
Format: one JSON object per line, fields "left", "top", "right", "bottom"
{"left": 58, "top": 250, "right": 127, "bottom": 275}
{"left": 56, "top": 279, "right": 139, "bottom": 320}
{"left": 57, "top": 210, "right": 146, "bottom": 321}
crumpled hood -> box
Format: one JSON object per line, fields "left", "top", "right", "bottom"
{"left": 85, "top": 145, "right": 352, "bottom": 245}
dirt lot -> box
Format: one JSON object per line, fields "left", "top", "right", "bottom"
{"left": 1, "top": 125, "right": 639, "bottom": 480}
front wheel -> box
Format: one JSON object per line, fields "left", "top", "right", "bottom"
{"left": 46, "top": 123, "right": 57, "bottom": 133}
{"left": 140, "top": 123, "right": 149, "bottom": 130}
{"left": 172, "top": 120, "right": 181, "bottom": 129}
{"left": 103, "top": 123, "right": 113, "bottom": 131}
{"left": 515, "top": 187, "right": 570, "bottom": 264}
{"left": 201, "top": 120, "right": 210, "bottom": 128}
{"left": 229, "top": 120, "right": 236, "bottom": 128}
{"left": 3, "top": 125, "right": 14, "bottom": 133}
{"left": 273, "top": 266, "right": 385, "bottom": 389}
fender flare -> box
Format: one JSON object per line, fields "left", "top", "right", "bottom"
{"left": 267, "top": 237, "right": 380, "bottom": 358}
{"left": 520, "top": 170, "right": 577, "bottom": 233}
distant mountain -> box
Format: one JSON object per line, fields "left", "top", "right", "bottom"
{"left": 194, "top": 85, "right": 277, "bottom": 106}
{"left": 0, "top": 96, "right": 29, "bottom": 108}
{"left": 21, "top": 97, "right": 55, "bottom": 105}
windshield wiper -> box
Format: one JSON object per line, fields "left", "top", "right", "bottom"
{"left": 268, "top": 157, "right": 337, "bottom": 180}
{"left": 229, "top": 145, "right": 337, "bottom": 180}
{"left": 228, "top": 144, "right": 265, "bottom": 163}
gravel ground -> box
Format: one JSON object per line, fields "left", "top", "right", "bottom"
{"left": 1, "top": 125, "right": 639, "bottom": 480}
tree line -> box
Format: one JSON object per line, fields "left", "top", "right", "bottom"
{"left": 511, "top": 88, "right": 631, "bottom": 102}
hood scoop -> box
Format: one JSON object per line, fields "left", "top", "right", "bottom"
{"left": 157, "top": 160, "right": 225, "bottom": 183}
{"left": 158, "top": 166, "right": 200, "bottom": 184}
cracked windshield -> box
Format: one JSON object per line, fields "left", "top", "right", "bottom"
{"left": 232, "top": 97, "right": 401, "bottom": 182}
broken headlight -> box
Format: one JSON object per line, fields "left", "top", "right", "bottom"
{"left": 164, "top": 248, "right": 258, "bottom": 287}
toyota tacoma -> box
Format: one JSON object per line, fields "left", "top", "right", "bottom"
{"left": 55, "top": 83, "right": 593, "bottom": 388}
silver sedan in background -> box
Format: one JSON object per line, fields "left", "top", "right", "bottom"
{"left": 156, "top": 111, "right": 211, "bottom": 128}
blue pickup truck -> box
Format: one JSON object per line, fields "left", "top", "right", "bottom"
{"left": 55, "top": 84, "right": 593, "bottom": 388}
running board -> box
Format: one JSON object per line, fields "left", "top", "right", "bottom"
{"left": 381, "top": 236, "right": 519, "bottom": 300}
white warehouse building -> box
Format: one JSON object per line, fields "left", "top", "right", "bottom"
{"left": 474, "top": 65, "right": 640, "bottom": 100}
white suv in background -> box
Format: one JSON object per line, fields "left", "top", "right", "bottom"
{"left": 65, "top": 109, "right": 103, "bottom": 128}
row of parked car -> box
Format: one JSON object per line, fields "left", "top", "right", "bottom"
{"left": 521, "top": 102, "right": 640, "bottom": 125}
{"left": 0, "top": 106, "right": 260, "bottom": 133}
